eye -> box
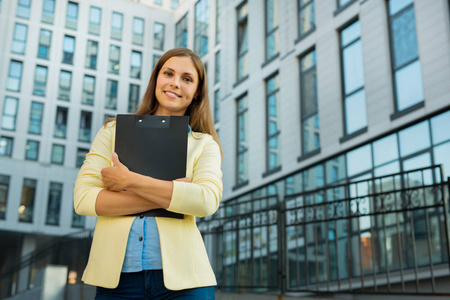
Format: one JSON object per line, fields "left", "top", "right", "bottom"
{"left": 163, "top": 71, "right": 173, "bottom": 77}
{"left": 183, "top": 77, "right": 193, "bottom": 83}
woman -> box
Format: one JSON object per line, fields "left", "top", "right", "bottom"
{"left": 74, "top": 48, "right": 222, "bottom": 299}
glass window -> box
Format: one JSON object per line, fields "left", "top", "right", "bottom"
{"left": 0, "top": 175, "right": 10, "bottom": 220}
{"left": 111, "top": 12, "right": 123, "bottom": 40}
{"left": 266, "top": 74, "right": 280, "bottom": 171}
{"left": 38, "top": 29, "right": 52, "bottom": 59}
{"left": 153, "top": 55, "right": 161, "bottom": 69}
{"left": 1, "top": 97, "right": 19, "bottom": 131}
{"left": 25, "top": 140, "right": 39, "bottom": 161}
{"left": 17, "top": 0, "right": 30, "bottom": 19}
{"left": 133, "top": 17, "right": 144, "bottom": 45}
{"left": 388, "top": 0, "right": 423, "bottom": 112}
{"left": 431, "top": 110, "right": 450, "bottom": 145}
{"left": 434, "top": 141, "right": 450, "bottom": 179}
{"left": 33, "top": 65, "right": 48, "bottom": 97}
{"left": 58, "top": 70, "right": 72, "bottom": 101}
{"left": 300, "top": 50, "right": 319, "bottom": 154}
{"left": 171, "top": 0, "right": 179, "bottom": 9}
{"left": 105, "top": 79, "right": 118, "bottom": 110}
{"left": 51, "top": 144, "right": 65, "bottom": 165}
{"left": 79, "top": 111, "right": 92, "bottom": 143}
{"left": 76, "top": 148, "right": 89, "bottom": 168}
{"left": 72, "top": 208, "right": 85, "bottom": 228}
{"left": 46, "top": 182, "right": 62, "bottom": 225}
{"left": 338, "top": 0, "right": 353, "bottom": 8}
{"left": 346, "top": 144, "right": 372, "bottom": 177}
{"left": 12, "top": 23, "right": 27, "bottom": 54}
{"left": 299, "top": 0, "right": 315, "bottom": 37}
{"left": 7, "top": 60, "right": 23, "bottom": 92}
{"left": 108, "top": 45, "right": 120, "bottom": 74}
{"left": 214, "top": 89, "right": 220, "bottom": 123}
{"left": 18, "top": 178, "right": 36, "bottom": 223}
{"left": 398, "top": 121, "right": 430, "bottom": 157}
{"left": 237, "top": 3, "right": 248, "bottom": 81}
{"left": 128, "top": 84, "right": 140, "bottom": 113}
{"left": 215, "top": 50, "right": 221, "bottom": 84}
{"left": 153, "top": 22, "right": 165, "bottom": 50}
{"left": 341, "top": 21, "right": 366, "bottom": 135}
{"left": 130, "top": 51, "right": 142, "bottom": 79}
{"left": 175, "top": 13, "right": 188, "bottom": 48}
{"left": 54, "top": 106, "right": 68, "bottom": 139}
{"left": 42, "top": 0, "right": 55, "bottom": 24}
{"left": 62, "top": 35, "right": 75, "bottom": 64}
{"left": 66, "top": 2, "right": 78, "bottom": 30}
{"left": 29, "top": 102, "right": 44, "bottom": 134}
{"left": 0, "top": 137, "right": 13, "bottom": 157}
{"left": 373, "top": 134, "right": 398, "bottom": 166}
{"left": 82, "top": 75, "right": 95, "bottom": 105}
{"left": 236, "top": 94, "right": 248, "bottom": 185}
{"left": 194, "top": 0, "right": 209, "bottom": 56}
{"left": 85, "top": 40, "right": 98, "bottom": 69}
{"left": 215, "top": 0, "right": 221, "bottom": 45}
{"left": 265, "top": 0, "right": 279, "bottom": 60}
{"left": 89, "top": 6, "right": 101, "bottom": 35}
{"left": 154, "top": 0, "right": 162, "bottom": 5}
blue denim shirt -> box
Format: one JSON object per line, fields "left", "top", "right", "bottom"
{"left": 122, "top": 216, "right": 162, "bottom": 272}
{"left": 122, "top": 126, "right": 191, "bottom": 272}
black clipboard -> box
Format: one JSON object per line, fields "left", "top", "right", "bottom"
{"left": 115, "top": 114, "right": 189, "bottom": 219}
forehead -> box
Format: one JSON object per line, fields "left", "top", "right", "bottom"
{"left": 161, "top": 56, "right": 198, "bottom": 77}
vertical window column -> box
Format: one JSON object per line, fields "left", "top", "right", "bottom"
{"left": 175, "top": 13, "right": 188, "bottom": 48}
{"left": 89, "top": 6, "right": 102, "bottom": 35}
{"left": 33, "top": 65, "right": 48, "bottom": 97}
{"left": 153, "top": 22, "right": 165, "bottom": 51}
{"left": 265, "top": 74, "right": 280, "bottom": 173}
{"left": 46, "top": 182, "right": 63, "bottom": 225}
{"left": 58, "top": 70, "right": 72, "bottom": 101}
{"left": 42, "top": 0, "right": 55, "bottom": 24}
{"left": 237, "top": 3, "right": 249, "bottom": 81}
{"left": 105, "top": 79, "right": 118, "bottom": 110}
{"left": 54, "top": 106, "right": 68, "bottom": 138}
{"left": 194, "top": 0, "right": 209, "bottom": 57}
{"left": 298, "top": 0, "right": 315, "bottom": 39}
{"left": 85, "top": 40, "right": 98, "bottom": 69}
{"left": 128, "top": 84, "right": 140, "bottom": 113}
{"left": 388, "top": 0, "right": 423, "bottom": 114}
{"left": 108, "top": 45, "right": 120, "bottom": 74}
{"left": 111, "top": 12, "right": 123, "bottom": 40}
{"left": 132, "top": 17, "right": 144, "bottom": 45}
{"left": 130, "top": 51, "right": 142, "bottom": 79}
{"left": 29, "top": 102, "right": 44, "bottom": 134}
{"left": 300, "top": 50, "right": 320, "bottom": 156}
{"left": 265, "top": 0, "right": 279, "bottom": 61}
{"left": 12, "top": 23, "right": 28, "bottom": 54}
{"left": 79, "top": 111, "right": 92, "bottom": 142}
{"left": 235, "top": 94, "right": 249, "bottom": 187}
{"left": 82, "top": 75, "right": 95, "bottom": 105}
{"left": 38, "top": 29, "right": 52, "bottom": 59}
{"left": 1, "top": 97, "right": 19, "bottom": 131}
{"left": 18, "top": 178, "right": 37, "bottom": 223}
{"left": 340, "top": 20, "right": 367, "bottom": 138}
{"left": 0, "top": 175, "right": 10, "bottom": 220}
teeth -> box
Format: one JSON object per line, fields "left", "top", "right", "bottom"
{"left": 166, "top": 91, "right": 179, "bottom": 97}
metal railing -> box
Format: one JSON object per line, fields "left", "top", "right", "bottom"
{"left": 198, "top": 165, "right": 450, "bottom": 296}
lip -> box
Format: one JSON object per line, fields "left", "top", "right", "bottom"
{"left": 164, "top": 90, "right": 181, "bottom": 98}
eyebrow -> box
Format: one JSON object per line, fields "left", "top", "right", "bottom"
{"left": 162, "top": 67, "right": 196, "bottom": 78}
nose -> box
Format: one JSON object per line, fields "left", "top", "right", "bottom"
{"left": 170, "top": 76, "right": 180, "bottom": 88}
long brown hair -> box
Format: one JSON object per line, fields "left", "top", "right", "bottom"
{"left": 107, "top": 48, "right": 222, "bottom": 155}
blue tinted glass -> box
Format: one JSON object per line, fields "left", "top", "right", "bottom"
{"left": 430, "top": 110, "right": 450, "bottom": 145}
{"left": 347, "top": 144, "right": 372, "bottom": 177}
{"left": 343, "top": 41, "right": 364, "bottom": 94}
{"left": 399, "top": 121, "right": 430, "bottom": 157}
{"left": 392, "top": 7, "right": 418, "bottom": 68}
{"left": 90, "top": 7, "right": 101, "bottom": 24}
{"left": 403, "top": 152, "right": 430, "bottom": 171}
{"left": 389, "top": 0, "right": 414, "bottom": 15}
{"left": 373, "top": 134, "right": 398, "bottom": 166}
{"left": 345, "top": 89, "right": 366, "bottom": 134}
{"left": 395, "top": 60, "right": 423, "bottom": 111}
{"left": 341, "top": 21, "right": 360, "bottom": 47}
{"left": 434, "top": 141, "right": 450, "bottom": 179}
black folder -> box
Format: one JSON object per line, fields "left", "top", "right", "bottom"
{"left": 115, "top": 114, "right": 189, "bottom": 219}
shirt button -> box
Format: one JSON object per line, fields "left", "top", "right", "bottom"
{"left": 140, "top": 215, "right": 144, "bottom": 219}
{"left": 139, "top": 237, "right": 143, "bottom": 241}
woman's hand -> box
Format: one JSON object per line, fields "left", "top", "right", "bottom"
{"left": 101, "top": 153, "right": 131, "bottom": 192}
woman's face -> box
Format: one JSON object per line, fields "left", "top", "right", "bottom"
{"left": 154, "top": 56, "right": 199, "bottom": 116}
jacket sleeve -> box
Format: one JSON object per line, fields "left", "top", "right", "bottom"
{"left": 168, "top": 135, "right": 223, "bottom": 217}
{"left": 73, "top": 123, "right": 114, "bottom": 216}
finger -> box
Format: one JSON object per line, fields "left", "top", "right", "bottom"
{"left": 111, "top": 152, "right": 121, "bottom": 166}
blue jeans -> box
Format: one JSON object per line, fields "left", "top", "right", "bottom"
{"left": 95, "top": 270, "right": 215, "bottom": 299}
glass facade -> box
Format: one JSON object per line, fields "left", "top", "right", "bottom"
{"left": 66, "top": 2, "right": 78, "bottom": 30}
{"left": 25, "top": 140, "right": 39, "bottom": 161}
{"left": 237, "top": 3, "right": 248, "bottom": 81}
{"left": 0, "top": 137, "right": 13, "bottom": 157}
{"left": 175, "top": 13, "right": 188, "bottom": 48}
{"left": 51, "top": 144, "right": 65, "bottom": 165}
{"left": 265, "top": 0, "right": 279, "bottom": 60}
{"left": 79, "top": 111, "right": 92, "bottom": 143}
{"left": 33, "top": 65, "right": 48, "bottom": 97}
{"left": 108, "top": 45, "right": 120, "bottom": 74}
{"left": 130, "top": 51, "right": 142, "bottom": 79}
{"left": 133, "top": 17, "right": 144, "bottom": 45}
{"left": 62, "top": 35, "right": 75, "bottom": 64}
{"left": 105, "top": 79, "right": 118, "bottom": 110}
{"left": 54, "top": 107, "right": 68, "bottom": 139}
{"left": 128, "top": 84, "right": 140, "bottom": 113}
{"left": 82, "top": 75, "right": 95, "bottom": 106}
{"left": 341, "top": 20, "right": 367, "bottom": 136}
{"left": 42, "top": 0, "right": 55, "bottom": 24}
{"left": 16, "top": 0, "right": 30, "bottom": 19}
{"left": 300, "top": 50, "right": 319, "bottom": 155}
{"left": 194, "top": 0, "right": 209, "bottom": 57}
{"left": 7, "top": 60, "right": 23, "bottom": 92}
{"left": 266, "top": 74, "right": 280, "bottom": 172}
{"left": 388, "top": 0, "right": 423, "bottom": 112}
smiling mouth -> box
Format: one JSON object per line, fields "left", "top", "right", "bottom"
{"left": 164, "top": 91, "right": 181, "bottom": 98}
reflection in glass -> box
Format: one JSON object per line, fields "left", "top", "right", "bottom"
{"left": 345, "top": 90, "right": 367, "bottom": 134}
{"left": 343, "top": 42, "right": 364, "bottom": 95}
{"left": 299, "top": 0, "right": 314, "bottom": 36}
{"left": 395, "top": 60, "right": 423, "bottom": 111}
{"left": 430, "top": 110, "right": 450, "bottom": 145}
{"left": 398, "top": 121, "right": 429, "bottom": 157}
{"left": 434, "top": 141, "right": 450, "bottom": 179}
{"left": 391, "top": 7, "right": 418, "bottom": 68}
{"left": 347, "top": 145, "right": 372, "bottom": 177}
{"left": 373, "top": 134, "right": 398, "bottom": 166}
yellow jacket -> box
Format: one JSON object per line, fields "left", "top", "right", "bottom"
{"left": 73, "top": 121, "right": 223, "bottom": 290}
